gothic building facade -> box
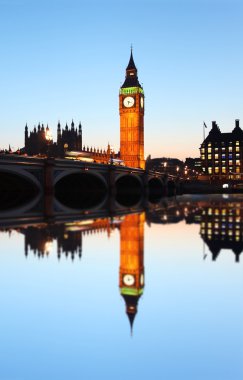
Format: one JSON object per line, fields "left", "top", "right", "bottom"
{"left": 24, "top": 120, "right": 112, "bottom": 163}
{"left": 25, "top": 123, "right": 52, "bottom": 156}
{"left": 24, "top": 120, "right": 82, "bottom": 157}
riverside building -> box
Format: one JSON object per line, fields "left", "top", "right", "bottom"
{"left": 200, "top": 119, "right": 243, "bottom": 180}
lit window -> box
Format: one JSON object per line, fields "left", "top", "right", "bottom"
{"left": 222, "top": 167, "right": 226, "bottom": 173}
{"left": 229, "top": 161, "right": 233, "bottom": 165}
{"left": 236, "top": 147, "right": 240, "bottom": 152}
{"left": 215, "top": 167, "right": 219, "bottom": 173}
{"left": 236, "top": 160, "right": 240, "bottom": 166}
{"left": 201, "top": 148, "right": 205, "bottom": 153}
{"left": 215, "top": 147, "right": 219, "bottom": 151}
{"left": 208, "top": 154, "right": 212, "bottom": 159}
{"left": 215, "top": 161, "right": 219, "bottom": 166}
{"left": 215, "top": 154, "right": 219, "bottom": 159}
{"left": 215, "top": 209, "right": 219, "bottom": 215}
{"left": 236, "top": 141, "right": 239, "bottom": 145}
{"left": 208, "top": 167, "right": 212, "bottom": 174}
{"left": 214, "top": 223, "right": 219, "bottom": 228}
{"left": 208, "top": 142, "right": 212, "bottom": 147}
{"left": 201, "top": 155, "right": 205, "bottom": 160}
{"left": 208, "top": 208, "right": 212, "bottom": 215}
{"left": 208, "top": 148, "right": 212, "bottom": 153}
{"left": 222, "top": 147, "right": 225, "bottom": 151}
{"left": 229, "top": 147, "right": 232, "bottom": 152}
{"left": 236, "top": 167, "right": 240, "bottom": 173}
{"left": 236, "top": 153, "right": 240, "bottom": 158}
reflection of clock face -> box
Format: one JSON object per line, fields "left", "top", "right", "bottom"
{"left": 123, "top": 274, "right": 135, "bottom": 286}
{"left": 123, "top": 96, "right": 135, "bottom": 108}
{"left": 140, "top": 274, "right": 144, "bottom": 286}
{"left": 140, "top": 97, "right": 144, "bottom": 108}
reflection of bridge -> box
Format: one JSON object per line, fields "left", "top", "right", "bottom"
{"left": 1, "top": 195, "right": 243, "bottom": 334}
{"left": 0, "top": 154, "right": 182, "bottom": 217}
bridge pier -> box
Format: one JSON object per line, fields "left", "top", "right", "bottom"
{"left": 108, "top": 166, "right": 117, "bottom": 198}
{"left": 143, "top": 171, "right": 149, "bottom": 198}
{"left": 44, "top": 158, "right": 55, "bottom": 217}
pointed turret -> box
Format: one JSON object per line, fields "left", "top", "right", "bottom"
{"left": 25, "top": 123, "right": 28, "bottom": 138}
{"left": 121, "top": 48, "right": 142, "bottom": 89}
{"left": 78, "top": 122, "right": 82, "bottom": 150}
{"left": 126, "top": 48, "right": 137, "bottom": 71}
{"left": 121, "top": 293, "right": 141, "bottom": 334}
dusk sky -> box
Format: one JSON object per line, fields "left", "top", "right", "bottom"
{"left": 0, "top": 0, "right": 243, "bottom": 160}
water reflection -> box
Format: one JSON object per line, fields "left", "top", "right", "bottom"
{"left": 1, "top": 194, "right": 243, "bottom": 338}
{"left": 193, "top": 199, "right": 243, "bottom": 262}
{"left": 119, "top": 213, "right": 144, "bottom": 332}
{"left": 2, "top": 195, "right": 243, "bottom": 265}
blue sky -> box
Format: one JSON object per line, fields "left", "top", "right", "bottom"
{"left": 0, "top": 0, "right": 243, "bottom": 159}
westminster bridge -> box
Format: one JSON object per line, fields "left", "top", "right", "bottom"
{"left": 0, "top": 154, "right": 182, "bottom": 218}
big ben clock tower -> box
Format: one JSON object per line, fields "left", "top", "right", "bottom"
{"left": 119, "top": 213, "right": 145, "bottom": 332}
{"left": 119, "top": 49, "right": 145, "bottom": 169}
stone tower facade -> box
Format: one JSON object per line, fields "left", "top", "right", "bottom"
{"left": 119, "top": 50, "right": 145, "bottom": 169}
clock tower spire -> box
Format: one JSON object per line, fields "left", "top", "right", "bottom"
{"left": 119, "top": 49, "right": 145, "bottom": 169}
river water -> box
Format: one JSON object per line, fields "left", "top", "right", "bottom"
{"left": 0, "top": 194, "right": 242, "bottom": 380}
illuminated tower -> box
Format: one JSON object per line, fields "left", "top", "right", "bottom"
{"left": 119, "top": 49, "right": 145, "bottom": 169}
{"left": 119, "top": 213, "right": 145, "bottom": 332}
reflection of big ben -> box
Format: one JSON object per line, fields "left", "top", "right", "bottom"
{"left": 119, "top": 49, "right": 145, "bottom": 169}
{"left": 119, "top": 213, "right": 145, "bottom": 331}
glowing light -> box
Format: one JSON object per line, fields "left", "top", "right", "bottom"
{"left": 45, "top": 129, "right": 52, "bottom": 142}
{"left": 44, "top": 241, "right": 53, "bottom": 253}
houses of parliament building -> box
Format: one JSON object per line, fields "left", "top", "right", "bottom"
{"left": 24, "top": 49, "right": 145, "bottom": 169}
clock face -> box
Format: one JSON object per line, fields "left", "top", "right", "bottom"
{"left": 140, "top": 274, "right": 144, "bottom": 286}
{"left": 123, "top": 96, "right": 135, "bottom": 108}
{"left": 140, "top": 97, "right": 144, "bottom": 108}
{"left": 123, "top": 274, "right": 135, "bottom": 286}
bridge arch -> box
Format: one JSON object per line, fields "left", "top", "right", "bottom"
{"left": 0, "top": 167, "right": 42, "bottom": 192}
{"left": 148, "top": 177, "right": 164, "bottom": 203}
{"left": 115, "top": 173, "right": 143, "bottom": 207}
{"left": 54, "top": 169, "right": 108, "bottom": 188}
{"left": 54, "top": 171, "right": 108, "bottom": 210}
{"left": 0, "top": 168, "right": 41, "bottom": 211}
